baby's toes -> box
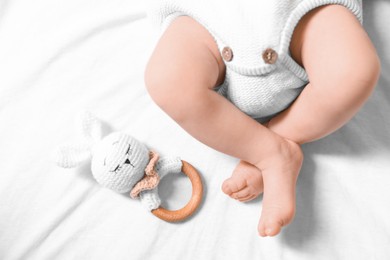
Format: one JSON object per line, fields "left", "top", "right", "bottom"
{"left": 258, "top": 218, "right": 282, "bottom": 237}
{"left": 237, "top": 194, "right": 257, "bottom": 202}
{"left": 221, "top": 177, "right": 246, "bottom": 196}
{"left": 231, "top": 186, "right": 250, "bottom": 199}
{"left": 258, "top": 206, "right": 295, "bottom": 237}
{"left": 231, "top": 186, "right": 256, "bottom": 201}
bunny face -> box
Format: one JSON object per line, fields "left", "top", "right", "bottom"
{"left": 91, "top": 132, "right": 149, "bottom": 193}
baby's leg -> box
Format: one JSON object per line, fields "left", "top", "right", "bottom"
{"left": 224, "top": 4, "right": 381, "bottom": 203}
{"left": 256, "top": 5, "right": 379, "bottom": 236}
{"left": 268, "top": 5, "right": 380, "bottom": 144}
{"left": 145, "top": 16, "right": 303, "bottom": 236}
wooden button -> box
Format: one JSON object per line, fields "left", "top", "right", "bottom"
{"left": 262, "top": 48, "right": 278, "bottom": 64}
{"left": 222, "top": 46, "right": 233, "bottom": 62}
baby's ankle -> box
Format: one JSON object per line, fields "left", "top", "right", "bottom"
{"left": 254, "top": 135, "right": 303, "bottom": 171}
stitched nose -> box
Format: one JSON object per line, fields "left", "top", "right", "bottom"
{"left": 124, "top": 158, "right": 135, "bottom": 167}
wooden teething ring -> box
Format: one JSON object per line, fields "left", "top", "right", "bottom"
{"left": 152, "top": 160, "right": 203, "bottom": 222}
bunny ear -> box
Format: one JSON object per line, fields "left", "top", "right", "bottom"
{"left": 54, "top": 142, "right": 92, "bottom": 168}
{"left": 78, "top": 110, "right": 103, "bottom": 143}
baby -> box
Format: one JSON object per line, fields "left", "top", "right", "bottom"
{"left": 144, "top": 0, "right": 380, "bottom": 236}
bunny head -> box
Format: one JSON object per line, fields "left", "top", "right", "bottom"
{"left": 54, "top": 111, "right": 156, "bottom": 195}
{"left": 91, "top": 132, "right": 149, "bottom": 193}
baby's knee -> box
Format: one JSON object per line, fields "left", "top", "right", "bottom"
{"left": 144, "top": 60, "right": 176, "bottom": 110}
{"left": 344, "top": 51, "right": 381, "bottom": 96}
{"left": 362, "top": 52, "right": 381, "bottom": 90}
{"left": 145, "top": 59, "right": 198, "bottom": 124}
{"left": 324, "top": 50, "right": 381, "bottom": 99}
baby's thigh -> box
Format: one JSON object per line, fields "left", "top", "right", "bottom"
{"left": 290, "top": 4, "right": 379, "bottom": 90}
{"left": 145, "top": 16, "right": 225, "bottom": 99}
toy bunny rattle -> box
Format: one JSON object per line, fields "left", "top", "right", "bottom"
{"left": 54, "top": 111, "right": 203, "bottom": 222}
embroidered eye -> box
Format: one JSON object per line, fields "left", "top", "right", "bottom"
{"left": 110, "top": 164, "right": 122, "bottom": 173}
{"left": 126, "top": 145, "right": 131, "bottom": 155}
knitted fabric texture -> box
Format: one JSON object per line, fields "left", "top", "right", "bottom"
{"left": 139, "top": 157, "right": 183, "bottom": 210}
{"left": 91, "top": 132, "right": 150, "bottom": 194}
{"left": 130, "top": 151, "right": 160, "bottom": 199}
{"left": 155, "top": 157, "right": 182, "bottom": 178}
{"left": 55, "top": 111, "right": 185, "bottom": 211}
{"left": 148, "top": 0, "right": 362, "bottom": 120}
{"left": 55, "top": 142, "right": 92, "bottom": 168}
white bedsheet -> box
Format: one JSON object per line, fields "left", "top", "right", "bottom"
{"left": 0, "top": 0, "right": 389, "bottom": 259}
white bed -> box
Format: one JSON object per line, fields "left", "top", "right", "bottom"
{"left": 0, "top": 0, "right": 389, "bottom": 259}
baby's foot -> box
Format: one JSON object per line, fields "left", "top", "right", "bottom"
{"left": 222, "top": 160, "right": 263, "bottom": 202}
{"left": 257, "top": 138, "right": 303, "bottom": 237}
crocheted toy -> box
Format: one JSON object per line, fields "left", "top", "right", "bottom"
{"left": 54, "top": 111, "right": 203, "bottom": 222}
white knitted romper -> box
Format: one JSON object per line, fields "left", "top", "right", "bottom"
{"left": 148, "top": 0, "right": 363, "bottom": 120}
